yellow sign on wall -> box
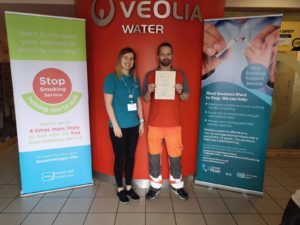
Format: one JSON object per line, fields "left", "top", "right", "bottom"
{"left": 279, "top": 21, "right": 300, "bottom": 52}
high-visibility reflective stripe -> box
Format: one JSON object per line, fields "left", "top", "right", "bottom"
{"left": 150, "top": 175, "right": 162, "bottom": 183}
{"left": 150, "top": 175, "right": 162, "bottom": 189}
{"left": 169, "top": 175, "right": 184, "bottom": 189}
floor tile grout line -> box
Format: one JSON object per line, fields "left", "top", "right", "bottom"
{"left": 107, "top": 181, "right": 122, "bottom": 225}
{"left": 0, "top": 196, "right": 19, "bottom": 213}
{"left": 271, "top": 196, "right": 290, "bottom": 211}
{"left": 19, "top": 194, "right": 44, "bottom": 225}
{"left": 270, "top": 175, "right": 300, "bottom": 189}
{"left": 82, "top": 182, "right": 101, "bottom": 225}
{"left": 169, "top": 188, "right": 177, "bottom": 225}
{"left": 49, "top": 185, "right": 76, "bottom": 225}
{"left": 217, "top": 189, "right": 238, "bottom": 225}
{"left": 49, "top": 194, "right": 69, "bottom": 225}
{"left": 247, "top": 210, "right": 270, "bottom": 222}
{"left": 0, "top": 173, "right": 19, "bottom": 186}
{"left": 264, "top": 174, "right": 294, "bottom": 199}
{"left": 191, "top": 185, "right": 210, "bottom": 225}
{"left": 248, "top": 192, "right": 277, "bottom": 225}
{"left": 114, "top": 196, "right": 120, "bottom": 225}
{"left": 260, "top": 213, "right": 275, "bottom": 225}
{"left": 51, "top": 183, "right": 100, "bottom": 223}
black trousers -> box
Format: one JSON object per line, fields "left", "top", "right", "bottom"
{"left": 109, "top": 125, "right": 139, "bottom": 187}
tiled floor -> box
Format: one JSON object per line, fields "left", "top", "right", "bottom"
{"left": 0, "top": 144, "right": 299, "bottom": 225}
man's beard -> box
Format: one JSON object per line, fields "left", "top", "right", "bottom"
{"left": 160, "top": 58, "right": 172, "bottom": 67}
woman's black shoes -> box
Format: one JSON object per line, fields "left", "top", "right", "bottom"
{"left": 126, "top": 188, "right": 140, "bottom": 201}
{"left": 117, "top": 190, "right": 129, "bottom": 203}
{"left": 117, "top": 188, "right": 140, "bottom": 203}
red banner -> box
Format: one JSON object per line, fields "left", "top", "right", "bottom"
{"left": 75, "top": 0, "right": 225, "bottom": 179}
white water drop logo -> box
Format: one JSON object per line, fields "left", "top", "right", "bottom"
{"left": 91, "top": 0, "right": 115, "bottom": 27}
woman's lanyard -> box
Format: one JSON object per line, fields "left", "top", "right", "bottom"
{"left": 121, "top": 76, "right": 135, "bottom": 103}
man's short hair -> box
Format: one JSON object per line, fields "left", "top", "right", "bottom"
{"left": 157, "top": 42, "right": 173, "bottom": 55}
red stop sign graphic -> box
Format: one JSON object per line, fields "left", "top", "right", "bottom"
{"left": 33, "top": 68, "right": 72, "bottom": 104}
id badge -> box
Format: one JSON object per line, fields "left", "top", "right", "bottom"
{"left": 127, "top": 103, "right": 137, "bottom": 111}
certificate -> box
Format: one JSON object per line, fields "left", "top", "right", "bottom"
{"left": 155, "top": 71, "right": 176, "bottom": 100}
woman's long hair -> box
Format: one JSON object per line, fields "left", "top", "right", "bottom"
{"left": 115, "top": 47, "right": 136, "bottom": 81}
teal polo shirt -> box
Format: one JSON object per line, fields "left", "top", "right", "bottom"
{"left": 104, "top": 73, "right": 140, "bottom": 128}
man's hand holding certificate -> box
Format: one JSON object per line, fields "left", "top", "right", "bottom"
{"left": 154, "top": 71, "right": 176, "bottom": 100}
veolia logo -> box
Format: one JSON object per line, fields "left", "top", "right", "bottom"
{"left": 92, "top": 0, "right": 115, "bottom": 27}
{"left": 91, "top": 0, "right": 202, "bottom": 32}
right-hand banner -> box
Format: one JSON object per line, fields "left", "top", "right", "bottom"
{"left": 196, "top": 15, "right": 282, "bottom": 195}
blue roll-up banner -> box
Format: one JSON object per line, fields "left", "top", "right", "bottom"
{"left": 5, "top": 12, "right": 93, "bottom": 196}
{"left": 196, "top": 15, "right": 282, "bottom": 195}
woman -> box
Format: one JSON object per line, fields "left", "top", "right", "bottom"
{"left": 104, "top": 47, "right": 144, "bottom": 203}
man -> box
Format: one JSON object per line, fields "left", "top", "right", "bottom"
{"left": 143, "top": 42, "right": 189, "bottom": 200}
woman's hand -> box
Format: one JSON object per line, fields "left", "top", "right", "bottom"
{"left": 113, "top": 125, "right": 122, "bottom": 138}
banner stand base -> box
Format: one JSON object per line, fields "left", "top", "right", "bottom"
{"left": 20, "top": 183, "right": 94, "bottom": 197}
{"left": 195, "top": 180, "right": 263, "bottom": 197}
{"left": 94, "top": 172, "right": 194, "bottom": 188}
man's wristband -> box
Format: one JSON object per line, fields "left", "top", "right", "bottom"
{"left": 139, "top": 118, "right": 145, "bottom": 123}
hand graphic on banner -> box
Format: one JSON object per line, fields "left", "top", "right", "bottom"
{"left": 202, "top": 24, "right": 232, "bottom": 77}
{"left": 244, "top": 25, "right": 280, "bottom": 84}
